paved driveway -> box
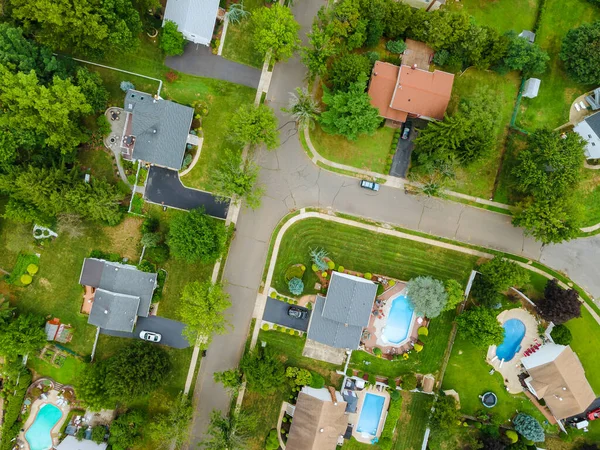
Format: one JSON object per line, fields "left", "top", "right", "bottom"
{"left": 389, "top": 119, "right": 427, "bottom": 178}
{"left": 100, "top": 316, "right": 190, "bottom": 348}
{"left": 262, "top": 298, "right": 310, "bottom": 331}
{"left": 166, "top": 44, "right": 261, "bottom": 89}
{"left": 145, "top": 166, "right": 229, "bottom": 219}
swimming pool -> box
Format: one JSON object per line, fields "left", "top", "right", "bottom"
{"left": 496, "top": 319, "right": 526, "bottom": 361}
{"left": 357, "top": 393, "right": 385, "bottom": 436}
{"left": 382, "top": 295, "right": 414, "bottom": 345}
{"left": 25, "top": 403, "right": 62, "bottom": 450}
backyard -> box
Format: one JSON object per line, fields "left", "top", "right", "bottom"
{"left": 221, "top": 0, "right": 265, "bottom": 68}
{"left": 444, "top": 0, "right": 539, "bottom": 34}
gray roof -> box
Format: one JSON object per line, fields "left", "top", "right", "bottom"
{"left": 124, "top": 90, "right": 194, "bottom": 170}
{"left": 79, "top": 258, "right": 157, "bottom": 319}
{"left": 88, "top": 289, "right": 140, "bottom": 332}
{"left": 57, "top": 436, "right": 107, "bottom": 450}
{"left": 518, "top": 30, "right": 536, "bottom": 43}
{"left": 321, "top": 272, "right": 377, "bottom": 327}
{"left": 342, "top": 390, "right": 358, "bottom": 413}
{"left": 585, "top": 111, "right": 600, "bottom": 135}
{"left": 307, "top": 296, "right": 363, "bottom": 349}
{"left": 163, "top": 0, "right": 220, "bottom": 46}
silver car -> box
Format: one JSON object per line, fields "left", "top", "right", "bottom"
{"left": 139, "top": 330, "right": 162, "bottom": 342}
{"left": 360, "top": 180, "right": 380, "bottom": 191}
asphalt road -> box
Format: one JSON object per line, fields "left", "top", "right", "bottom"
{"left": 145, "top": 166, "right": 229, "bottom": 219}
{"left": 100, "top": 315, "right": 190, "bottom": 348}
{"left": 262, "top": 298, "right": 311, "bottom": 332}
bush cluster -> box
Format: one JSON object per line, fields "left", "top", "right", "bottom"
{"left": 379, "top": 396, "right": 403, "bottom": 450}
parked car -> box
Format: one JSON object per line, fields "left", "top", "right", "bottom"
{"left": 587, "top": 408, "right": 600, "bottom": 421}
{"left": 139, "top": 330, "right": 162, "bottom": 342}
{"left": 401, "top": 121, "right": 413, "bottom": 140}
{"left": 288, "top": 307, "right": 308, "bottom": 319}
{"left": 360, "top": 180, "right": 380, "bottom": 191}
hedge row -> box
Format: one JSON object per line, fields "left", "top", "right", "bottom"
{"left": 379, "top": 395, "right": 403, "bottom": 450}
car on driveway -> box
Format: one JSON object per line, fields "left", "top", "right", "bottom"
{"left": 139, "top": 330, "right": 162, "bottom": 343}
{"left": 288, "top": 307, "right": 308, "bottom": 320}
{"left": 588, "top": 408, "right": 600, "bottom": 421}
{"left": 360, "top": 180, "right": 380, "bottom": 191}
{"left": 401, "top": 121, "right": 412, "bottom": 140}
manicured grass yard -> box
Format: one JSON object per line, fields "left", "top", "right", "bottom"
{"left": 565, "top": 308, "right": 600, "bottom": 393}
{"left": 310, "top": 123, "right": 396, "bottom": 174}
{"left": 394, "top": 392, "right": 434, "bottom": 450}
{"left": 516, "top": 0, "right": 600, "bottom": 130}
{"left": 580, "top": 169, "right": 600, "bottom": 228}
{"left": 445, "top": 0, "right": 539, "bottom": 34}
{"left": 272, "top": 218, "right": 478, "bottom": 297}
{"left": 221, "top": 0, "right": 265, "bottom": 68}
{"left": 27, "top": 354, "right": 86, "bottom": 386}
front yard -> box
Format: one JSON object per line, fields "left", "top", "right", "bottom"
{"left": 221, "top": 0, "right": 265, "bottom": 68}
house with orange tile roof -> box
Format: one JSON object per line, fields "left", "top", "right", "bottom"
{"left": 367, "top": 61, "right": 455, "bottom": 124}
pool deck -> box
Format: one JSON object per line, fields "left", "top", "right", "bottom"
{"left": 486, "top": 308, "right": 540, "bottom": 394}
{"left": 19, "top": 390, "right": 70, "bottom": 450}
{"left": 349, "top": 386, "right": 391, "bottom": 444}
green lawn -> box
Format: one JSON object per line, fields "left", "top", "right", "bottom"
{"left": 310, "top": 123, "right": 396, "bottom": 174}
{"left": 221, "top": 0, "right": 265, "bottom": 68}
{"left": 78, "top": 147, "right": 119, "bottom": 184}
{"left": 27, "top": 355, "right": 86, "bottom": 386}
{"left": 445, "top": 0, "right": 539, "bottom": 33}
{"left": 272, "top": 218, "right": 478, "bottom": 297}
{"left": 394, "top": 392, "right": 434, "bottom": 450}
{"left": 565, "top": 308, "right": 600, "bottom": 393}
{"left": 580, "top": 169, "right": 600, "bottom": 228}
{"left": 516, "top": 0, "right": 600, "bottom": 130}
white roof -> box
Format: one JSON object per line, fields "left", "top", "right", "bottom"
{"left": 57, "top": 436, "right": 107, "bottom": 450}
{"left": 521, "top": 343, "right": 566, "bottom": 370}
{"left": 163, "top": 0, "right": 220, "bottom": 46}
{"left": 523, "top": 78, "right": 541, "bottom": 98}
{"left": 301, "top": 386, "right": 344, "bottom": 403}
{"left": 574, "top": 117, "right": 600, "bottom": 159}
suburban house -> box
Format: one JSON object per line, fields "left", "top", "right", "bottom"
{"left": 368, "top": 61, "right": 455, "bottom": 124}
{"left": 306, "top": 272, "right": 378, "bottom": 350}
{"left": 521, "top": 344, "right": 595, "bottom": 421}
{"left": 57, "top": 436, "right": 107, "bottom": 450}
{"left": 163, "top": 0, "right": 220, "bottom": 46}
{"left": 286, "top": 387, "right": 349, "bottom": 450}
{"left": 574, "top": 111, "right": 600, "bottom": 160}
{"left": 79, "top": 258, "right": 158, "bottom": 333}
{"left": 121, "top": 90, "right": 195, "bottom": 170}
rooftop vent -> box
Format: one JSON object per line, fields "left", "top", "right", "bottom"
{"left": 104, "top": 310, "right": 108, "bottom": 314}
{"left": 319, "top": 428, "right": 324, "bottom": 433}
{"left": 412, "top": 64, "right": 417, "bottom": 70}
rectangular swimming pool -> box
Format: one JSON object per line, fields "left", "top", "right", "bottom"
{"left": 357, "top": 393, "right": 385, "bottom": 436}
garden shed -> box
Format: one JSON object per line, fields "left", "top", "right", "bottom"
{"left": 523, "top": 78, "right": 541, "bottom": 99}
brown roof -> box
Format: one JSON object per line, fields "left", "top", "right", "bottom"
{"left": 368, "top": 62, "right": 454, "bottom": 122}
{"left": 526, "top": 346, "right": 595, "bottom": 420}
{"left": 286, "top": 391, "right": 348, "bottom": 450}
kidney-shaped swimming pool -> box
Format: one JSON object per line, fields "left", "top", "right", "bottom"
{"left": 496, "top": 318, "right": 526, "bottom": 361}
{"left": 26, "top": 403, "right": 62, "bottom": 450}
{"left": 382, "top": 294, "right": 414, "bottom": 345}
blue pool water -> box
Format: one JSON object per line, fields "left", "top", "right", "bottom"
{"left": 357, "top": 393, "right": 385, "bottom": 436}
{"left": 496, "top": 319, "right": 526, "bottom": 361}
{"left": 382, "top": 295, "right": 414, "bottom": 344}
{"left": 25, "top": 404, "right": 62, "bottom": 450}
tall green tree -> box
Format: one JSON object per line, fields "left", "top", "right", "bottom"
{"left": 406, "top": 276, "right": 448, "bottom": 318}
{"left": 0, "top": 313, "right": 47, "bottom": 359}
{"left": 0, "top": 296, "right": 15, "bottom": 325}
{"left": 560, "top": 21, "right": 600, "bottom": 84}
{"left": 167, "top": 208, "right": 227, "bottom": 263}
{"left": 383, "top": 1, "right": 413, "bottom": 39}
{"left": 160, "top": 20, "right": 186, "bottom": 56}
{"left": 78, "top": 362, "right": 112, "bottom": 411}
{"left": 178, "top": 280, "right": 231, "bottom": 344}
{"left": 456, "top": 307, "right": 504, "bottom": 348}
{"left": 240, "top": 347, "right": 285, "bottom": 393}
{"left": 252, "top": 4, "right": 300, "bottom": 62}
{"left": 329, "top": 53, "right": 372, "bottom": 92}
{"left": 213, "top": 150, "right": 264, "bottom": 209}
{"left": 478, "top": 258, "right": 530, "bottom": 292}
{"left": 230, "top": 104, "right": 279, "bottom": 150}
{"left": 302, "top": 22, "right": 337, "bottom": 81}
{"left": 443, "top": 279, "right": 464, "bottom": 311}
{"left": 503, "top": 32, "right": 549, "bottom": 75}
{"left": 201, "top": 410, "right": 255, "bottom": 450}
{"left": 147, "top": 394, "right": 193, "bottom": 449}
{"left": 108, "top": 410, "right": 146, "bottom": 450}
{"left": 213, "top": 369, "right": 243, "bottom": 393}
{"left": 320, "top": 74, "right": 381, "bottom": 141}
{"left": 429, "top": 395, "right": 461, "bottom": 430}
{"left": 282, "top": 87, "right": 321, "bottom": 130}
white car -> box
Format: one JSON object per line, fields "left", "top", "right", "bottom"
{"left": 139, "top": 330, "right": 162, "bottom": 343}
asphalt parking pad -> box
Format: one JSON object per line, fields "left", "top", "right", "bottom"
{"left": 100, "top": 315, "right": 190, "bottom": 348}
{"left": 262, "top": 297, "right": 311, "bottom": 332}
{"left": 145, "top": 166, "right": 229, "bottom": 219}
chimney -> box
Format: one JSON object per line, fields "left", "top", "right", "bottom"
{"left": 319, "top": 428, "right": 324, "bottom": 433}
{"left": 374, "top": 72, "right": 378, "bottom": 76}
{"left": 412, "top": 64, "right": 417, "bottom": 70}
{"left": 327, "top": 386, "right": 338, "bottom": 403}
{"left": 104, "top": 310, "right": 108, "bottom": 314}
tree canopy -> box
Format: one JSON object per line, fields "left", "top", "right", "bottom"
{"left": 240, "top": 346, "right": 285, "bottom": 393}
{"left": 406, "top": 276, "right": 448, "bottom": 318}
{"left": 329, "top": 53, "right": 372, "bottom": 92}
{"left": 429, "top": 395, "right": 461, "bottom": 430}
{"left": 147, "top": 395, "right": 193, "bottom": 449}
{"left": 0, "top": 313, "right": 46, "bottom": 359}
{"left": 108, "top": 410, "right": 146, "bottom": 450}
{"left": 201, "top": 410, "right": 254, "bottom": 450}
{"left": 168, "top": 208, "right": 227, "bottom": 263}
{"left": 560, "top": 21, "right": 600, "bottom": 84}
{"left": 230, "top": 104, "right": 280, "bottom": 150}
{"left": 478, "top": 258, "right": 530, "bottom": 293}
{"left": 503, "top": 32, "right": 549, "bottom": 75}
{"left": 443, "top": 279, "right": 464, "bottom": 311}
{"left": 513, "top": 413, "right": 545, "bottom": 443}
{"left": 213, "top": 150, "right": 264, "bottom": 209}
{"left": 160, "top": 20, "right": 185, "bottom": 56}
{"left": 550, "top": 324, "right": 572, "bottom": 345}
{"left": 536, "top": 279, "right": 581, "bottom": 324}
{"left": 456, "top": 306, "right": 504, "bottom": 347}
{"left": 282, "top": 87, "right": 321, "bottom": 130}
{"left": 252, "top": 4, "right": 300, "bottom": 62}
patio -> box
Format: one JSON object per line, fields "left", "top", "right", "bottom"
{"left": 348, "top": 385, "right": 391, "bottom": 444}
{"left": 81, "top": 285, "right": 95, "bottom": 314}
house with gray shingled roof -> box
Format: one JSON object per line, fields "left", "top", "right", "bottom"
{"left": 79, "top": 258, "right": 158, "bottom": 332}
{"left": 307, "top": 272, "right": 377, "bottom": 349}
{"left": 163, "top": 0, "right": 220, "bottom": 46}
{"left": 121, "top": 90, "right": 194, "bottom": 170}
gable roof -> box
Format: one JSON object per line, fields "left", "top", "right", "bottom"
{"left": 522, "top": 344, "right": 595, "bottom": 419}
{"left": 518, "top": 30, "right": 536, "bottom": 43}
{"left": 286, "top": 389, "right": 348, "bottom": 450}
{"left": 163, "top": 0, "right": 220, "bottom": 46}
{"left": 574, "top": 112, "right": 600, "bottom": 159}
{"left": 80, "top": 258, "right": 157, "bottom": 319}
{"left": 88, "top": 289, "right": 140, "bottom": 332}
{"left": 368, "top": 62, "right": 454, "bottom": 122}
{"left": 322, "top": 272, "right": 377, "bottom": 327}
{"left": 307, "top": 295, "right": 364, "bottom": 349}
{"left": 57, "top": 436, "right": 107, "bottom": 450}
{"left": 124, "top": 90, "right": 194, "bottom": 170}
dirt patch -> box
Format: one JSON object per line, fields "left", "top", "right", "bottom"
{"left": 104, "top": 216, "right": 143, "bottom": 261}
{"left": 37, "top": 278, "right": 52, "bottom": 290}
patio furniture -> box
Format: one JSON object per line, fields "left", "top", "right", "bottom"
{"left": 579, "top": 101, "right": 587, "bottom": 109}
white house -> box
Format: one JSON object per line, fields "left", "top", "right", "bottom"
{"left": 574, "top": 111, "right": 600, "bottom": 160}
{"left": 163, "top": 0, "right": 220, "bottom": 46}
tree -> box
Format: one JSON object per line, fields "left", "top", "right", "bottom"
{"left": 147, "top": 394, "right": 193, "bottom": 449}
{"left": 141, "top": 232, "right": 162, "bottom": 248}
{"left": 456, "top": 306, "right": 504, "bottom": 347}
{"left": 329, "top": 53, "right": 372, "bottom": 92}
{"left": 383, "top": 1, "right": 413, "bottom": 39}
{"left": 108, "top": 410, "right": 146, "bottom": 450}
{"left": 91, "top": 426, "right": 106, "bottom": 444}
{"left": 213, "top": 150, "right": 264, "bottom": 209}
{"left": 240, "top": 346, "right": 285, "bottom": 393}
{"left": 503, "top": 32, "right": 549, "bottom": 75}
{"left": 550, "top": 324, "right": 572, "bottom": 345}
{"left": 406, "top": 276, "right": 448, "bottom": 318}
{"left": 0, "top": 313, "right": 46, "bottom": 359}
{"left": 160, "top": 20, "right": 186, "bottom": 56}
{"left": 285, "top": 366, "right": 312, "bottom": 386}
{"left": 251, "top": 4, "right": 300, "bottom": 62}
{"left": 471, "top": 278, "right": 504, "bottom": 309}
{"left": 386, "top": 40, "right": 407, "bottom": 54}
{"left": 536, "top": 279, "right": 581, "bottom": 324}
{"left": 402, "top": 373, "right": 418, "bottom": 390}
{"left": 226, "top": 2, "right": 250, "bottom": 24}
{"left": 319, "top": 74, "right": 381, "bottom": 141}
{"left": 230, "top": 104, "right": 279, "bottom": 149}
{"left": 79, "top": 362, "right": 112, "bottom": 411}
{"left": 75, "top": 67, "right": 109, "bottom": 113}
{"left": 478, "top": 258, "right": 530, "bottom": 292}
{"left": 168, "top": 208, "right": 227, "bottom": 263}
{"left": 0, "top": 296, "right": 15, "bottom": 325}
{"left": 302, "top": 22, "right": 337, "bottom": 81}
{"left": 288, "top": 277, "right": 304, "bottom": 295}
{"left": 178, "top": 280, "right": 231, "bottom": 344}
{"left": 214, "top": 369, "right": 243, "bottom": 393}
{"left": 560, "top": 21, "right": 600, "bottom": 84}
{"left": 282, "top": 87, "right": 321, "bottom": 130}
{"left": 429, "top": 395, "right": 461, "bottom": 430}
{"left": 201, "top": 410, "right": 254, "bottom": 450}
{"left": 443, "top": 279, "right": 464, "bottom": 311}
{"left": 482, "top": 436, "right": 506, "bottom": 450}
{"left": 364, "top": 0, "right": 386, "bottom": 47}
{"left": 513, "top": 413, "right": 545, "bottom": 442}
{"left": 309, "top": 247, "right": 329, "bottom": 271}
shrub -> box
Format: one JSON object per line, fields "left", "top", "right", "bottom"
{"left": 165, "top": 70, "right": 178, "bottom": 83}
{"left": 322, "top": 272, "right": 328, "bottom": 278}
{"left": 293, "top": 330, "right": 299, "bottom": 336}
{"left": 338, "top": 265, "right": 345, "bottom": 272}
{"left": 288, "top": 277, "right": 304, "bottom": 296}
{"left": 413, "top": 342, "right": 423, "bottom": 352}
{"left": 418, "top": 326, "right": 429, "bottom": 336}
{"left": 142, "top": 217, "right": 159, "bottom": 234}
{"left": 285, "top": 265, "right": 304, "bottom": 281}
{"left": 379, "top": 396, "right": 403, "bottom": 449}
{"left": 358, "top": 371, "right": 364, "bottom": 378}
{"left": 309, "top": 372, "right": 325, "bottom": 389}
{"left": 306, "top": 302, "right": 313, "bottom": 310}
{"left": 21, "top": 274, "right": 32, "bottom": 285}
{"left": 265, "top": 429, "right": 279, "bottom": 450}
{"left": 137, "top": 260, "right": 156, "bottom": 273}
{"left": 433, "top": 49, "right": 450, "bottom": 66}
{"left": 373, "top": 347, "right": 383, "bottom": 357}
{"left": 364, "top": 273, "right": 372, "bottom": 280}
{"left": 160, "top": 20, "right": 186, "bottom": 56}
{"left": 181, "top": 153, "right": 193, "bottom": 170}
{"left": 389, "top": 389, "right": 400, "bottom": 402}
{"left": 402, "top": 373, "right": 418, "bottom": 390}
{"left": 262, "top": 323, "right": 270, "bottom": 331}
{"left": 289, "top": 329, "right": 295, "bottom": 335}
{"left": 310, "top": 247, "right": 329, "bottom": 271}
{"left": 346, "top": 368, "right": 353, "bottom": 377}
{"left": 386, "top": 40, "right": 407, "bottom": 54}
{"left": 513, "top": 413, "right": 545, "bottom": 442}
{"left": 120, "top": 81, "right": 135, "bottom": 92}
{"left": 26, "top": 264, "right": 38, "bottom": 275}
{"left": 311, "top": 264, "right": 318, "bottom": 272}
{"left": 368, "top": 373, "right": 376, "bottom": 385}
{"left": 377, "top": 284, "right": 385, "bottom": 296}
{"left": 550, "top": 324, "right": 572, "bottom": 345}
{"left": 327, "top": 260, "right": 335, "bottom": 269}
{"left": 506, "top": 430, "right": 519, "bottom": 444}
{"left": 389, "top": 279, "right": 396, "bottom": 287}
